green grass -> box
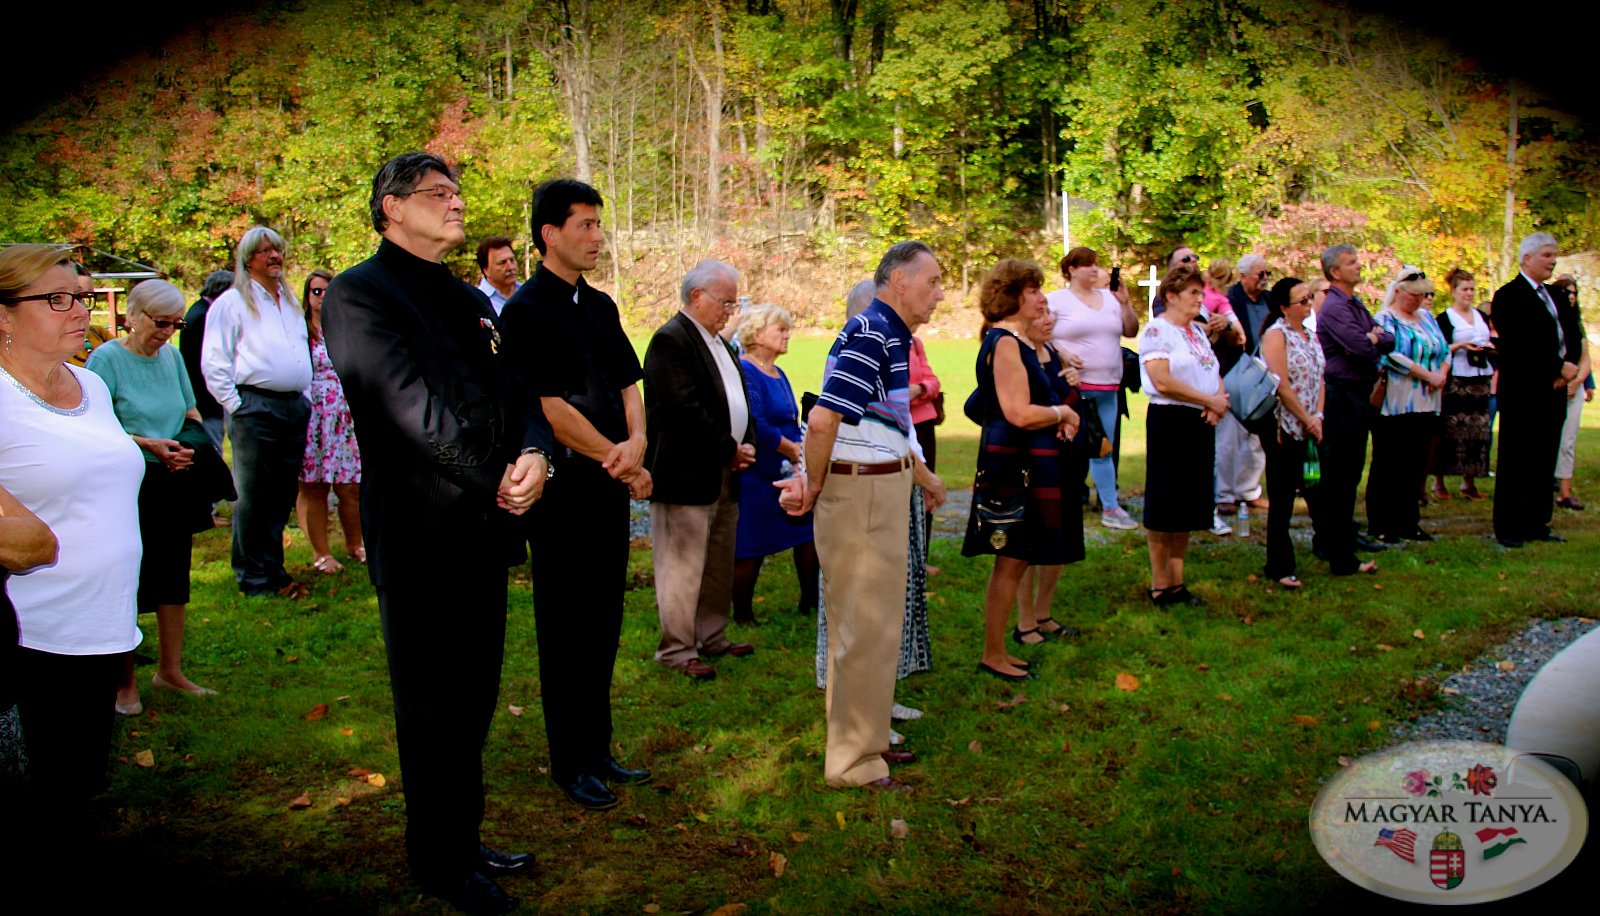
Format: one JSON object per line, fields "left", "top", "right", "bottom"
{"left": 101, "top": 347, "right": 1600, "bottom": 913}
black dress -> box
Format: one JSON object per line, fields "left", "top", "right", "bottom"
{"left": 962, "top": 328, "right": 1083, "bottom": 565}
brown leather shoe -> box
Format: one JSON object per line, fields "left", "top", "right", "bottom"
{"left": 679, "top": 659, "right": 716, "bottom": 680}
{"left": 1216, "top": 502, "right": 1237, "bottom": 515}
{"left": 862, "top": 776, "right": 912, "bottom": 793}
{"left": 1246, "top": 496, "right": 1269, "bottom": 510}
{"left": 880, "top": 749, "right": 916, "bottom": 765}
{"left": 707, "top": 642, "right": 754, "bottom": 658}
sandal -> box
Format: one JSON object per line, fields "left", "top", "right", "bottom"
{"left": 1431, "top": 486, "right": 1451, "bottom": 501}
{"left": 352, "top": 546, "right": 368, "bottom": 563}
{"left": 312, "top": 555, "right": 344, "bottom": 575}
{"left": 1036, "top": 616, "right": 1080, "bottom": 639}
{"left": 1012, "top": 627, "right": 1048, "bottom": 646}
{"left": 1154, "top": 585, "right": 1204, "bottom": 607}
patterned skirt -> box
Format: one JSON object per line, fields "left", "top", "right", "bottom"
{"left": 1431, "top": 376, "right": 1492, "bottom": 476}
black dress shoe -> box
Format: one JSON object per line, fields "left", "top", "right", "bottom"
{"left": 478, "top": 843, "right": 534, "bottom": 877}
{"left": 598, "top": 756, "right": 652, "bottom": 785}
{"left": 555, "top": 773, "right": 619, "bottom": 810}
{"left": 1401, "top": 529, "right": 1436, "bottom": 542}
{"left": 421, "top": 871, "right": 518, "bottom": 915}
{"left": 1497, "top": 538, "right": 1525, "bottom": 549}
{"left": 1354, "top": 535, "right": 1388, "bottom": 552}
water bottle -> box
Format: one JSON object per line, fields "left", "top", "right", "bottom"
{"left": 1237, "top": 502, "right": 1250, "bottom": 538}
{"left": 1302, "top": 447, "right": 1321, "bottom": 489}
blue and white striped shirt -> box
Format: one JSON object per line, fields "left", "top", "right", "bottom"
{"left": 816, "top": 299, "right": 912, "bottom": 463}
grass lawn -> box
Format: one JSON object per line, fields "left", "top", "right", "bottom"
{"left": 101, "top": 337, "right": 1600, "bottom": 913}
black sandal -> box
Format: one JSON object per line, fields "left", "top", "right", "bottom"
{"left": 1036, "top": 616, "right": 1080, "bottom": 639}
{"left": 1011, "top": 627, "right": 1047, "bottom": 646}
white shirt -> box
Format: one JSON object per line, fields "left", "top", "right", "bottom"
{"left": 201, "top": 279, "right": 313, "bottom": 413}
{"left": 0, "top": 364, "right": 145, "bottom": 655}
{"left": 1046, "top": 287, "right": 1126, "bottom": 387}
{"left": 1138, "top": 317, "right": 1222, "bottom": 409}
{"left": 685, "top": 311, "right": 750, "bottom": 446}
{"left": 476, "top": 277, "right": 520, "bottom": 317}
{"left": 1443, "top": 307, "right": 1493, "bottom": 377}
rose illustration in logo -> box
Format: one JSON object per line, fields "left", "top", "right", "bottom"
{"left": 1401, "top": 769, "right": 1433, "bottom": 797}
{"left": 1465, "top": 764, "right": 1497, "bottom": 797}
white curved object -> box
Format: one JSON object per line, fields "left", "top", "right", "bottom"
{"left": 1507, "top": 627, "right": 1600, "bottom": 784}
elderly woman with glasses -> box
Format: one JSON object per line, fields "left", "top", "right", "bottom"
{"left": 1368, "top": 267, "right": 1449, "bottom": 544}
{"left": 87, "top": 279, "right": 218, "bottom": 715}
{"left": 0, "top": 244, "right": 145, "bottom": 853}
{"left": 295, "top": 268, "right": 364, "bottom": 574}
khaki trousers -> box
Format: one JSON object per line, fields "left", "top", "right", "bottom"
{"left": 651, "top": 472, "right": 739, "bottom": 668}
{"left": 815, "top": 465, "right": 911, "bottom": 787}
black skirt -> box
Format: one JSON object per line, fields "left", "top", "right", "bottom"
{"left": 1143, "top": 404, "right": 1216, "bottom": 533}
{"left": 136, "top": 464, "right": 195, "bottom": 613}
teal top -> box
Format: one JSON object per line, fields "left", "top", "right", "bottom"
{"left": 85, "top": 339, "right": 196, "bottom": 461}
{"left": 1376, "top": 308, "right": 1448, "bottom": 417}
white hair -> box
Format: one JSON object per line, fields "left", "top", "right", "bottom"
{"left": 1236, "top": 254, "right": 1267, "bottom": 276}
{"left": 232, "top": 226, "right": 294, "bottom": 316}
{"left": 680, "top": 259, "right": 739, "bottom": 306}
{"left": 845, "top": 278, "right": 876, "bottom": 319}
{"left": 733, "top": 302, "right": 792, "bottom": 341}
{"left": 1519, "top": 232, "right": 1558, "bottom": 261}
{"left": 125, "top": 279, "right": 186, "bottom": 320}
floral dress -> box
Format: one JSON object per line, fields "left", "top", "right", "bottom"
{"left": 1268, "top": 318, "right": 1325, "bottom": 440}
{"left": 300, "top": 336, "right": 361, "bottom": 484}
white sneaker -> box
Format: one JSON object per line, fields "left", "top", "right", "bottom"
{"left": 1100, "top": 506, "right": 1139, "bottom": 530}
{"left": 889, "top": 727, "right": 905, "bottom": 745}
{"left": 1210, "top": 514, "right": 1233, "bottom": 536}
{"left": 891, "top": 703, "right": 923, "bottom": 721}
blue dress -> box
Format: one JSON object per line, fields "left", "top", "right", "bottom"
{"left": 735, "top": 360, "right": 814, "bottom": 559}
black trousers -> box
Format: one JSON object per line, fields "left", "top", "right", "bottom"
{"left": 1320, "top": 379, "right": 1375, "bottom": 574}
{"left": 1494, "top": 387, "right": 1568, "bottom": 541}
{"left": 13, "top": 648, "right": 120, "bottom": 851}
{"left": 1368, "top": 412, "right": 1439, "bottom": 539}
{"left": 526, "top": 458, "right": 630, "bottom": 784}
{"left": 378, "top": 564, "right": 507, "bottom": 883}
{"left": 1262, "top": 430, "right": 1320, "bottom": 580}
{"left": 228, "top": 387, "right": 310, "bottom": 592}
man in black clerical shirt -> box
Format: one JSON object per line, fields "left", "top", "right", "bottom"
{"left": 323, "top": 152, "right": 553, "bottom": 915}
{"left": 500, "top": 178, "right": 653, "bottom": 812}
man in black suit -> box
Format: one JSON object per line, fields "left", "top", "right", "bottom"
{"left": 499, "top": 179, "right": 653, "bottom": 813}
{"left": 1491, "top": 231, "right": 1583, "bottom": 547}
{"left": 323, "top": 152, "right": 553, "bottom": 916}
{"left": 642, "top": 260, "right": 757, "bottom": 680}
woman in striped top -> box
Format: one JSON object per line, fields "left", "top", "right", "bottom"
{"left": 1368, "top": 267, "right": 1449, "bottom": 544}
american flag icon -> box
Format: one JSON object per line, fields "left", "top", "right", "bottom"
{"left": 1375, "top": 827, "right": 1418, "bottom": 863}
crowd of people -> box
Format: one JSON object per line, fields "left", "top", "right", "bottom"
{"left": 0, "top": 146, "right": 1591, "bottom": 912}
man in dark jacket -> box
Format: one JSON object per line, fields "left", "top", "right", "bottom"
{"left": 323, "top": 152, "right": 552, "bottom": 916}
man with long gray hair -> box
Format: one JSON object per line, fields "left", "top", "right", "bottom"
{"left": 201, "top": 227, "right": 312, "bottom": 597}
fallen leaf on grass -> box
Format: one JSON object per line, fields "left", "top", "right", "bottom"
{"left": 788, "top": 831, "right": 809, "bottom": 843}
{"left": 347, "top": 767, "right": 371, "bottom": 777}
{"left": 643, "top": 905, "right": 661, "bottom": 914}
{"left": 366, "top": 773, "right": 386, "bottom": 788}
{"left": 305, "top": 703, "right": 329, "bottom": 721}
{"left": 1172, "top": 867, "right": 1183, "bottom": 877}
{"left": 1372, "top": 583, "right": 1383, "bottom": 590}
{"left": 1498, "top": 660, "right": 1515, "bottom": 672}
{"left": 835, "top": 811, "right": 846, "bottom": 830}
{"left": 1057, "top": 703, "right": 1071, "bottom": 713}
{"left": 507, "top": 704, "right": 524, "bottom": 717}
{"left": 134, "top": 749, "right": 155, "bottom": 768}
{"left": 129, "top": 730, "right": 143, "bottom": 738}
{"left": 334, "top": 695, "right": 350, "bottom": 702}
{"left": 1247, "top": 573, "right": 1259, "bottom": 583}
{"left": 1195, "top": 664, "right": 1211, "bottom": 673}
{"left": 1338, "top": 756, "right": 1356, "bottom": 767}
{"left": 340, "top": 728, "right": 353, "bottom": 736}
{"left": 1061, "top": 742, "right": 1072, "bottom": 753}
{"left": 944, "top": 797, "right": 971, "bottom": 807}
{"left": 1412, "top": 629, "right": 1425, "bottom": 640}
{"left": 1115, "top": 672, "right": 1140, "bottom": 692}
{"left": 289, "top": 792, "right": 312, "bottom": 809}
{"left": 710, "top": 905, "right": 748, "bottom": 916}
{"left": 693, "top": 811, "right": 710, "bottom": 823}
{"left": 1441, "top": 687, "right": 1461, "bottom": 696}
{"left": 769, "top": 851, "right": 788, "bottom": 877}
{"left": 724, "top": 837, "right": 759, "bottom": 858}
{"left": 1497, "top": 572, "right": 1507, "bottom": 580}
{"left": 285, "top": 655, "right": 299, "bottom": 663}
{"left": 1292, "top": 715, "right": 1319, "bottom": 727}
{"left": 995, "top": 694, "right": 1028, "bottom": 711}
{"left": 968, "top": 740, "right": 983, "bottom": 754}
{"left": 1368, "top": 720, "right": 1382, "bottom": 730}
{"left": 1375, "top": 644, "right": 1395, "bottom": 652}
{"left": 890, "top": 818, "right": 909, "bottom": 839}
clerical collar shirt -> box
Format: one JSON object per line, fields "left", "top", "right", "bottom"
{"left": 476, "top": 277, "right": 520, "bottom": 317}
{"left": 200, "top": 278, "right": 312, "bottom": 413}
{"left": 816, "top": 298, "right": 912, "bottom": 463}
{"left": 684, "top": 311, "right": 750, "bottom": 449}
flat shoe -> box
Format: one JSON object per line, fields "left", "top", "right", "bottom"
{"left": 880, "top": 749, "right": 916, "bottom": 765}
{"left": 890, "top": 703, "right": 923, "bottom": 721}
{"left": 678, "top": 659, "right": 716, "bottom": 680}
{"left": 115, "top": 699, "right": 143, "bottom": 716}
{"left": 152, "top": 672, "right": 217, "bottom": 696}
{"left": 976, "top": 661, "right": 1035, "bottom": 682}
{"left": 1276, "top": 576, "right": 1304, "bottom": 589}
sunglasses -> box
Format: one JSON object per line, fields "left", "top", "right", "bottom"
{"left": 1400, "top": 270, "right": 1427, "bottom": 282}
{"left": 146, "top": 317, "right": 187, "bottom": 330}
{"left": 1291, "top": 295, "right": 1317, "bottom": 307}
{"left": 1178, "top": 254, "right": 1199, "bottom": 263}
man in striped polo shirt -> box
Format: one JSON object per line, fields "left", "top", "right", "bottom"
{"left": 779, "top": 240, "right": 943, "bottom": 792}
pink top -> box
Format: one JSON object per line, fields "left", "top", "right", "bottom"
{"left": 1046, "top": 287, "right": 1126, "bottom": 387}
{"left": 907, "top": 336, "right": 941, "bottom": 425}
{"left": 1202, "top": 286, "right": 1234, "bottom": 316}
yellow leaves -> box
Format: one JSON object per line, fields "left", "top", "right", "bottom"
{"left": 133, "top": 749, "right": 155, "bottom": 768}
{"left": 340, "top": 728, "right": 354, "bottom": 737}
{"left": 1291, "top": 714, "right": 1318, "bottom": 727}
{"left": 835, "top": 811, "right": 846, "bottom": 831}
{"left": 769, "top": 851, "right": 788, "bottom": 878}
{"left": 366, "top": 773, "right": 386, "bottom": 788}
{"left": 788, "top": 831, "right": 809, "bottom": 844}
{"left": 1367, "top": 720, "right": 1382, "bottom": 731}
{"left": 1115, "top": 672, "right": 1140, "bottom": 691}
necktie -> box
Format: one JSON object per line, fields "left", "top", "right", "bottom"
{"left": 1534, "top": 283, "right": 1566, "bottom": 358}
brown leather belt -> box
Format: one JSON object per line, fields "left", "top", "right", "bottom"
{"left": 828, "top": 455, "right": 912, "bottom": 476}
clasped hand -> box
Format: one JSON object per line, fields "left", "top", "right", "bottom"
{"left": 496, "top": 452, "right": 549, "bottom": 515}
{"left": 143, "top": 438, "right": 194, "bottom": 471}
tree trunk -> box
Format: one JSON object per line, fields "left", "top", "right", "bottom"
{"left": 1501, "top": 82, "right": 1518, "bottom": 281}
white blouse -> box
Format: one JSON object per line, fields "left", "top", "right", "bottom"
{"left": 0, "top": 364, "right": 145, "bottom": 655}
{"left": 1139, "top": 317, "right": 1221, "bottom": 409}
{"left": 1443, "top": 307, "right": 1493, "bottom": 378}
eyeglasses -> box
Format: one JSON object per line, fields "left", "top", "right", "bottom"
{"left": 1178, "top": 254, "right": 1199, "bottom": 263}
{"left": 145, "top": 317, "right": 187, "bottom": 330}
{"left": 1, "top": 291, "right": 97, "bottom": 311}
{"left": 1291, "top": 295, "right": 1317, "bottom": 307}
{"left": 399, "top": 184, "right": 462, "bottom": 203}
{"left": 1255, "top": 270, "right": 1272, "bottom": 279}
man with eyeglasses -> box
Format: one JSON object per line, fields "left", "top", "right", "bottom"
{"left": 322, "top": 152, "right": 553, "bottom": 915}
{"left": 641, "top": 260, "right": 757, "bottom": 681}
{"left": 201, "top": 226, "right": 313, "bottom": 599}
{"left": 1490, "top": 232, "right": 1582, "bottom": 547}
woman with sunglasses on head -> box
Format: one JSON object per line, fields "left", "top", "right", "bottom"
{"left": 87, "top": 278, "right": 219, "bottom": 715}
{"left": 1258, "top": 278, "right": 1326, "bottom": 589}
{"left": 0, "top": 244, "right": 146, "bottom": 860}
{"left": 1368, "top": 267, "right": 1449, "bottom": 544}
{"left": 295, "top": 269, "right": 364, "bottom": 574}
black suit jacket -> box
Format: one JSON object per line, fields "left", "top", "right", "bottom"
{"left": 322, "top": 239, "right": 553, "bottom": 587}
{"left": 1490, "top": 275, "right": 1580, "bottom": 403}
{"left": 642, "top": 312, "right": 755, "bottom": 505}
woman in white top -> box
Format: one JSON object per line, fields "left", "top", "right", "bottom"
{"left": 1047, "top": 247, "right": 1139, "bottom": 529}
{"left": 1139, "top": 265, "right": 1229, "bottom": 606}
{"left": 1430, "top": 268, "right": 1495, "bottom": 500}
{"left": 0, "top": 244, "right": 145, "bottom": 849}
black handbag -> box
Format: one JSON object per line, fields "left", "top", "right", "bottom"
{"left": 974, "top": 465, "right": 1028, "bottom": 550}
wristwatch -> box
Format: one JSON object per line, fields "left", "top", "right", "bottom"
{"left": 520, "top": 447, "right": 556, "bottom": 479}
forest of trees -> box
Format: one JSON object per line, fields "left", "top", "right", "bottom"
{"left": 3, "top": 0, "right": 1597, "bottom": 330}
